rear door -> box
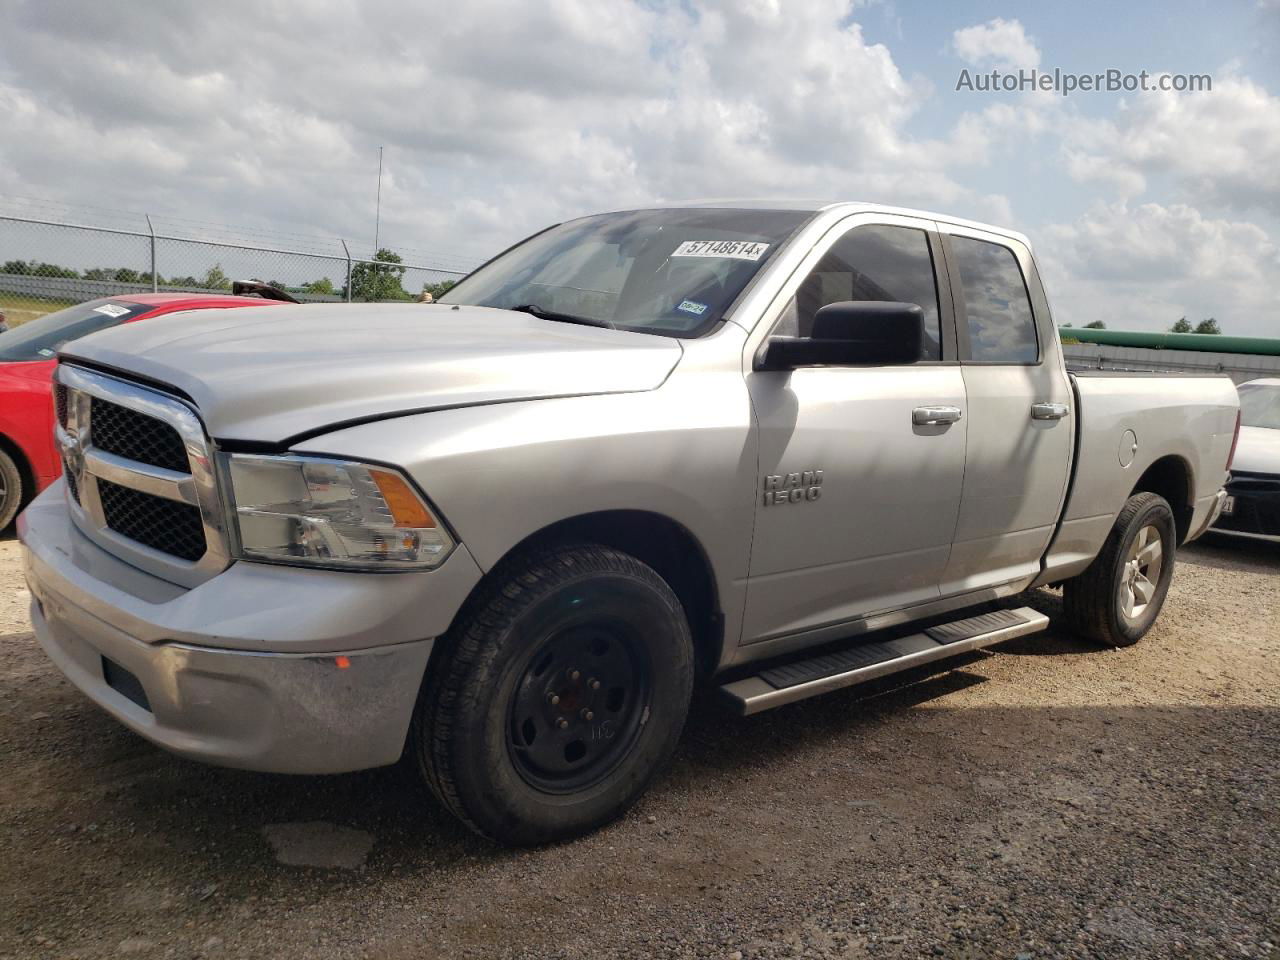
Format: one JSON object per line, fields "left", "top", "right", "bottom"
{"left": 741, "top": 214, "right": 968, "bottom": 644}
{"left": 938, "top": 228, "right": 1073, "bottom": 594}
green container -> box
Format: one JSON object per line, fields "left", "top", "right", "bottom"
{"left": 1060, "top": 327, "right": 1280, "bottom": 357}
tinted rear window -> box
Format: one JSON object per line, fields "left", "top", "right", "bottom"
{"left": 951, "top": 236, "right": 1038, "bottom": 363}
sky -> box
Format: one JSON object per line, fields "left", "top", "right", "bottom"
{"left": 0, "top": 0, "right": 1278, "bottom": 334}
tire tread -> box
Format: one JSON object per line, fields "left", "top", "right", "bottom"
{"left": 1062, "top": 491, "right": 1171, "bottom": 647}
{"left": 413, "top": 541, "right": 686, "bottom": 841}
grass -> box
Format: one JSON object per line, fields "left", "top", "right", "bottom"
{"left": 0, "top": 292, "right": 75, "bottom": 327}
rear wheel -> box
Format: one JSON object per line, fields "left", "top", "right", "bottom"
{"left": 0, "top": 448, "right": 23, "bottom": 531}
{"left": 1063, "top": 492, "right": 1177, "bottom": 646}
{"left": 412, "top": 542, "right": 694, "bottom": 845}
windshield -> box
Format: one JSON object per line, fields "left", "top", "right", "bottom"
{"left": 1238, "top": 383, "right": 1280, "bottom": 430}
{"left": 440, "top": 207, "right": 813, "bottom": 337}
{"left": 0, "top": 299, "right": 151, "bottom": 362}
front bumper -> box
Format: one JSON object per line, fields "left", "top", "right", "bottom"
{"left": 19, "top": 484, "right": 484, "bottom": 773}
{"left": 1212, "top": 472, "right": 1280, "bottom": 540}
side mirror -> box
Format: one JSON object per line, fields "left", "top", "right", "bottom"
{"left": 755, "top": 301, "right": 924, "bottom": 371}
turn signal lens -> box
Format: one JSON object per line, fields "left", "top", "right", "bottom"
{"left": 370, "top": 469, "right": 435, "bottom": 528}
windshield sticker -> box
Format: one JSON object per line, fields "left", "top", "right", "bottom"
{"left": 93, "top": 304, "right": 131, "bottom": 318}
{"left": 677, "top": 299, "right": 708, "bottom": 316}
{"left": 671, "top": 239, "right": 770, "bottom": 261}
{"left": 38, "top": 348, "right": 54, "bottom": 357}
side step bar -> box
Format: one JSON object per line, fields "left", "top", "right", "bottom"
{"left": 721, "top": 606, "right": 1049, "bottom": 715}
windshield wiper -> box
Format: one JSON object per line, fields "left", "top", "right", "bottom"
{"left": 508, "top": 303, "right": 616, "bottom": 330}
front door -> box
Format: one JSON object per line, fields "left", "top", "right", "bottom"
{"left": 741, "top": 217, "right": 967, "bottom": 644}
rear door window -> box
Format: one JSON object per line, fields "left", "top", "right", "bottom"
{"left": 950, "top": 236, "right": 1038, "bottom": 364}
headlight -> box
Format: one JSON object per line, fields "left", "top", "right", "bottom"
{"left": 226, "top": 454, "right": 455, "bottom": 570}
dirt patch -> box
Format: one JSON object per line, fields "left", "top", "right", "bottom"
{"left": 0, "top": 530, "right": 1276, "bottom": 959}
{"left": 261, "top": 822, "right": 375, "bottom": 870}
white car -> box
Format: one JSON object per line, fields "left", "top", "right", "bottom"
{"left": 1214, "top": 378, "right": 1280, "bottom": 540}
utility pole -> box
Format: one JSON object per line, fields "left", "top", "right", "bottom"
{"left": 374, "top": 146, "right": 383, "bottom": 255}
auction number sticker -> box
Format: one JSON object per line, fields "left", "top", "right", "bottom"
{"left": 671, "top": 239, "right": 770, "bottom": 261}
{"left": 93, "top": 303, "right": 132, "bottom": 318}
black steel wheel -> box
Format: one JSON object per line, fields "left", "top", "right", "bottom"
{"left": 507, "top": 623, "right": 653, "bottom": 793}
{"left": 412, "top": 541, "right": 694, "bottom": 845}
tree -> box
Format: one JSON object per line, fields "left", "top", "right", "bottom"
{"left": 2, "top": 260, "right": 29, "bottom": 275}
{"left": 1171, "top": 317, "right": 1193, "bottom": 333}
{"left": 113, "top": 268, "right": 140, "bottom": 283}
{"left": 201, "top": 264, "right": 231, "bottom": 290}
{"left": 33, "top": 262, "right": 79, "bottom": 279}
{"left": 1195, "top": 318, "right": 1221, "bottom": 335}
{"left": 423, "top": 279, "right": 457, "bottom": 300}
{"left": 1084, "top": 320, "right": 1106, "bottom": 329}
{"left": 302, "top": 277, "right": 335, "bottom": 296}
{"left": 83, "top": 267, "right": 115, "bottom": 281}
{"left": 348, "top": 248, "right": 409, "bottom": 302}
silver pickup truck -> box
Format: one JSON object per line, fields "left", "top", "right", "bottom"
{"left": 19, "top": 202, "right": 1240, "bottom": 844}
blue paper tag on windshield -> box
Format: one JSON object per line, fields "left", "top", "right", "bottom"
{"left": 677, "top": 299, "right": 708, "bottom": 316}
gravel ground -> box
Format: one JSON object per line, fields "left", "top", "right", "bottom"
{"left": 0, "top": 530, "right": 1277, "bottom": 960}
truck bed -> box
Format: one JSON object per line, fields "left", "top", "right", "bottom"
{"left": 1038, "top": 372, "right": 1238, "bottom": 583}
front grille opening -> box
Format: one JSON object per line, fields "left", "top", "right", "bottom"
{"left": 98, "top": 478, "right": 207, "bottom": 561}
{"left": 91, "top": 398, "right": 190, "bottom": 473}
{"left": 65, "top": 466, "right": 79, "bottom": 504}
{"left": 54, "top": 383, "right": 68, "bottom": 427}
{"left": 102, "top": 656, "right": 151, "bottom": 712}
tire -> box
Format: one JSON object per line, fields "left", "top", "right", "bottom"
{"left": 1062, "top": 491, "right": 1177, "bottom": 647}
{"left": 411, "top": 542, "right": 695, "bottom": 845}
{"left": 0, "top": 448, "right": 23, "bottom": 532}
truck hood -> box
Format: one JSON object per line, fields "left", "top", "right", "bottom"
{"left": 1232, "top": 425, "right": 1280, "bottom": 475}
{"left": 59, "top": 303, "right": 682, "bottom": 443}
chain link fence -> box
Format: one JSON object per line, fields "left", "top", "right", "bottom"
{"left": 0, "top": 206, "right": 472, "bottom": 325}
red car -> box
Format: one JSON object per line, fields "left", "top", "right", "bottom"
{"left": 0, "top": 293, "right": 286, "bottom": 529}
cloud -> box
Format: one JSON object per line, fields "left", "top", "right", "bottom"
{"left": 0, "top": 0, "right": 1275, "bottom": 341}
{"left": 951, "top": 18, "right": 1041, "bottom": 71}
{"left": 1037, "top": 202, "right": 1280, "bottom": 336}
{"left": 1061, "top": 73, "right": 1280, "bottom": 216}
{"left": 0, "top": 0, "right": 1014, "bottom": 265}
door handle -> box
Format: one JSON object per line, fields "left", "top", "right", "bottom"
{"left": 912, "top": 405, "right": 963, "bottom": 426}
{"left": 1030, "top": 402, "right": 1070, "bottom": 420}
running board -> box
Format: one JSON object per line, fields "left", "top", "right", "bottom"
{"left": 721, "top": 606, "right": 1049, "bottom": 715}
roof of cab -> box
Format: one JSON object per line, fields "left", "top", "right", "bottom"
{"left": 600, "top": 199, "right": 1033, "bottom": 248}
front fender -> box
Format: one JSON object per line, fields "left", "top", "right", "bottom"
{"left": 289, "top": 336, "right": 756, "bottom": 651}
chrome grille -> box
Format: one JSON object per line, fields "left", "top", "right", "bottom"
{"left": 54, "top": 364, "right": 230, "bottom": 587}
{"left": 90, "top": 397, "right": 190, "bottom": 472}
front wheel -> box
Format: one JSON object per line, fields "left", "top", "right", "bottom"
{"left": 411, "top": 542, "right": 694, "bottom": 845}
{"left": 1062, "top": 491, "right": 1177, "bottom": 647}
